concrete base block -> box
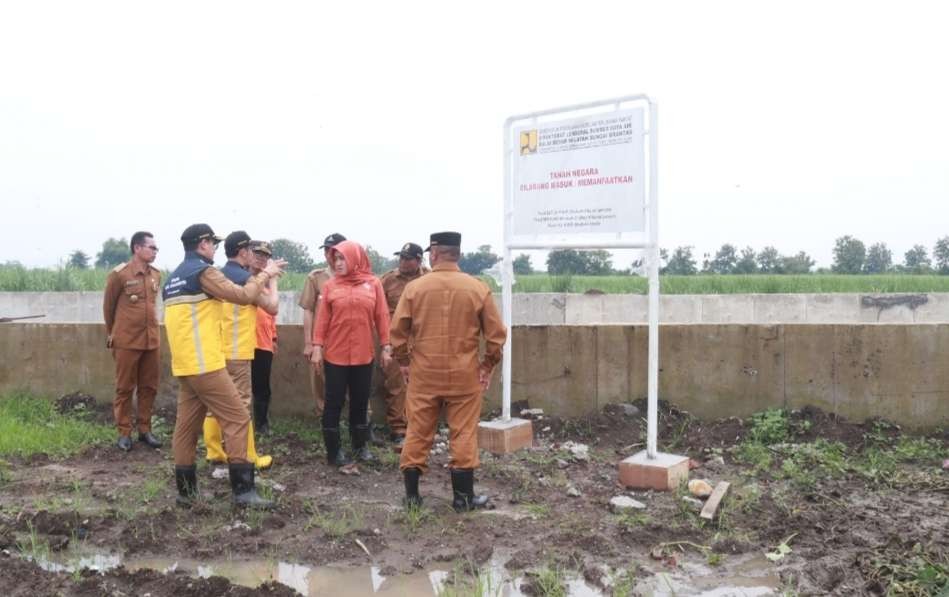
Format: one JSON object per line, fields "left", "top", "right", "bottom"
{"left": 618, "top": 450, "right": 690, "bottom": 491}
{"left": 478, "top": 418, "right": 533, "bottom": 454}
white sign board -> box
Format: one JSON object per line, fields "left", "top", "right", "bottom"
{"left": 513, "top": 108, "right": 645, "bottom": 238}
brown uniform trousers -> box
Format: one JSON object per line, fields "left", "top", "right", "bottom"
{"left": 172, "top": 368, "right": 251, "bottom": 465}
{"left": 299, "top": 269, "right": 331, "bottom": 416}
{"left": 170, "top": 267, "right": 272, "bottom": 466}
{"left": 377, "top": 266, "right": 428, "bottom": 436}
{"left": 227, "top": 360, "right": 253, "bottom": 411}
{"left": 103, "top": 260, "right": 162, "bottom": 436}
{"left": 391, "top": 262, "right": 506, "bottom": 473}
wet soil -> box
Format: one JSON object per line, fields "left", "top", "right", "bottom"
{"left": 0, "top": 396, "right": 946, "bottom": 595}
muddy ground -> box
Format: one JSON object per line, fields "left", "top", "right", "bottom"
{"left": 0, "top": 394, "right": 946, "bottom": 596}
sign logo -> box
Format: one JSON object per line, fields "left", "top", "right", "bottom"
{"left": 520, "top": 130, "right": 538, "bottom": 155}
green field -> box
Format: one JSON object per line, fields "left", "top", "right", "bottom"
{"left": 3, "top": 264, "right": 949, "bottom": 294}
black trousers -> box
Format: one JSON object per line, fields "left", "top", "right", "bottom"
{"left": 251, "top": 348, "right": 273, "bottom": 427}
{"left": 322, "top": 361, "right": 372, "bottom": 431}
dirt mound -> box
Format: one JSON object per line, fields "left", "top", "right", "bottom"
{"left": 0, "top": 553, "right": 300, "bottom": 596}
{"left": 55, "top": 392, "right": 96, "bottom": 415}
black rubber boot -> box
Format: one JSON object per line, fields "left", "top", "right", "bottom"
{"left": 175, "top": 465, "right": 198, "bottom": 508}
{"left": 229, "top": 463, "right": 274, "bottom": 509}
{"left": 323, "top": 428, "right": 352, "bottom": 467}
{"left": 451, "top": 468, "right": 489, "bottom": 512}
{"left": 352, "top": 424, "right": 376, "bottom": 462}
{"left": 403, "top": 467, "right": 423, "bottom": 508}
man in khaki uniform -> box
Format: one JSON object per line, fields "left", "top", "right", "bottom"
{"left": 103, "top": 231, "right": 163, "bottom": 452}
{"left": 377, "top": 242, "right": 428, "bottom": 450}
{"left": 299, "top": 232, "right": 346, "bottom": 417}
{"left": 391, "top": 232, "right": 507, "bottom": 512}
{"left": 164, "top": 223, "right": 286, "bottom": 509}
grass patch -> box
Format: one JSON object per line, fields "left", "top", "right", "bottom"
{"left": 437, "top": 562, "right": 501, "bottom": 597}
{"left": 397, "top": 501, "right": 434, "bottom": 532}
{"left": 0, "top": 391, "right": 114, "bottom": 458}
{"left": 304, "top": 503, "right": 364, "bottom": 538}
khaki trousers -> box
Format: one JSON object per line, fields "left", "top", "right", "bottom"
{"left": 380, "top": 359, "right": 407, "bottom": 435}
{"left": 308, "top": 365, "right": 326, "bottom": 417}
{"left": 172, "top": 368, "right": 250, "bottom": 465}
{"left": 399, "top": 389, "right": 481, "bottom": 473}
{"left": 112, "top": 347, "right": 159, "bottom": 436}
{"left": 226, "top": 360, "right": 253, "bottom": 414}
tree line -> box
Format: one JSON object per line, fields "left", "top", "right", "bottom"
{"left": 65, "top": 235, "right": 949, "bottom": 276}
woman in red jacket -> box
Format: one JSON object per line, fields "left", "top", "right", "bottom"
{"left": 311, "top": 240, "right": 392, "bottom": 466}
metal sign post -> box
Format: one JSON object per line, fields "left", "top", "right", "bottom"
{"left": 491, "top": 96, "right": 680, "bottom": 480}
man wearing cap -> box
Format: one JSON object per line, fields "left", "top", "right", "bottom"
{"left": 377, "top": 242, "right": 428, "bottom": 450}
{"left": 299, "top": 233, "right": 346, "bottom": 417}
{"left": 391, "top": 232, "right": 507, "bottom": 511}
{"left": 203, "top": 231, "right": 278, "bottom": 471}
{"left": 163, "top": 223, "right": 286, "bottom": 509}
{"left": 249, "top": 241, "right": 278, "bottom": 435}
{"left": 103, "top": 231, "right": 163, "bottom": 452}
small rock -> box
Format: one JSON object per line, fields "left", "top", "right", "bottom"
{"left": 521, "top": 408, "right": 544, "bottom": 418}
{"left": 688, "top": 479, "right": 714, "bottom": 498}
{"left": 620, "top": 403, "right": 640, "bottom": 417}
{"left": 563, "top": 441, "right": 590, "bottom": 461}
{"left": 339, "top": 464, "right": 361, "bottom": 476}
{"left": 541, "top": 426, "right": 551, "bottom": 433}
{"left": 681, "top": 496, "right": 703, "bottom": 510}
{"left": 211, "top": 467, "right": 229, "bottom": 480}
{"left": 707, "top": 455, "right": 725, "bottom": 466}
{"left": 225, "top": 521, "right": 251, "bottom": 531}
{"left": 943, "top": 458, "right": 949, "bottom": 470}
{"left": 556, "top": 459, "right": 569, "bottom": 469}
{"left": 373, "top": 528, "right": 381, "bottom": 536}
{"left": 609, "top": 496, "right": 646, "bottom": 512}
{"left": 566, "top": 485, "right": 582, "bottom": 498}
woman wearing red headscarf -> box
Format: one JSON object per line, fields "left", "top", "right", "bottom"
{"left": 311, "top": 241, "right": 392, "bottom": 466}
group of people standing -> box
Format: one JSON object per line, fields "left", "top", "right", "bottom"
{"left": 102, "top": 225, "right": 507, "bottom": 512}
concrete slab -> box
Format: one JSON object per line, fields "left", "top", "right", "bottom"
{"left": 805, "top": 294, "right": 861, "bottom": 323}
{"left": 700, "top": 295, "right": 755, "bottom": 323}
{"left": 659, "top": 295, "right": 701, "bottom": 324}
{"left": 618, "top": 450, "right": 689, "bottom": 491}
{"left": 478, "top": 418, "right": 533, "bottom": 454}
{"left": 754, "top": 294, "right": 806, "bottom": 324}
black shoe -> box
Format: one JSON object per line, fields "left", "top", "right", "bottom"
{"left": 228, "top": 463, "right": 274, "bottom": 509}
{"left": 138, "top": 432, "right": 162, "bottom": 449}
{"left": 352, "top": 425, "right": 376, "bottom": 462}
{"left": 391, "top": 435, "right": 405, "bottom": 453}
{"left": 403, "top": 467, "right": 423, "bottom": 508}
{"left": 117, "top": 436, "right": 133, "bottom": 452}
{"left": 175, "top": 465, "right": 198, "bottom": 508}
{"left": 257, "top": 422, "right": 270, "bottom": 436}
{"left": 369, "top": 425, "right": 385, "bottom": 447}
{"left": 450, "top": 469, "right": 489, "bottom": 512}
{"left": 323, "top": 428, "right": 352, "bottom": 467}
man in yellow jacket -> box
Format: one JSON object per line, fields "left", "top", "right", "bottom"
{"left": 203, "top": 230, "right": 278, "bottom": 470}
{"left": 164, "top": 224, "right": 285, "bottom": 508}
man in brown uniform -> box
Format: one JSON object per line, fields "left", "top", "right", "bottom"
{"left": 103, "top": 231, "right": 163, "bottom": 452}
{"left": 391, "top": 232, "right": 507, "bottom": 512}
{"left": 164, "top": 223, "right": 286, "bottom": 509}
{"left": 299, "top": 233, "right": 346, "bottom": 417}
{"left": 378, "top": 242, "right": 428, "bottom": 450}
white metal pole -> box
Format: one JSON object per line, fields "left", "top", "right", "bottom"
{"left": 501, "top": 122, "right": 514, "bottom": 422}
{"left": 646, "top": 101, "right": 659, "bottom": 459}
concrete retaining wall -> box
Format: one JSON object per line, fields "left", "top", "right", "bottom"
{"left": 3, "top": 291, "right": 947, "bottom": 325}
{"left": 1, "top": 323, "right": 946, "bottom": 429}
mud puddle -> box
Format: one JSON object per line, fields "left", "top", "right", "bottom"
{"left": 22, "top": 546, "right": 781, "bottom": 596}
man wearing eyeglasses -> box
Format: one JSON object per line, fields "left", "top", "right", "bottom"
{"left": 103, "top": 230, "right": 163, "bottom": 452}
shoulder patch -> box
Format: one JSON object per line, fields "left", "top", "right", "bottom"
{"left": 111, "top": 263, "right": 128, "bottom": 273}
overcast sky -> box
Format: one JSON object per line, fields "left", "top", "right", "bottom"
{"left": 1, "top": 1, "right": 947, "bottom": 271}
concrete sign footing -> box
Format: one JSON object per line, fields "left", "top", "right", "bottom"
{"left": 619, "top": 450, "right": 689, "bottom": 491}
{"left": 478, "top": 418, "right": 533, "bottom": 454}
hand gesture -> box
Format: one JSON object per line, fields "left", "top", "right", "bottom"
{"left": 264, "top": 258, "right": 288, "bottom": 278}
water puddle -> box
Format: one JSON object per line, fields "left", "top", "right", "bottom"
{"left": 23, "top": 547, "right": 780, "bottom": 596}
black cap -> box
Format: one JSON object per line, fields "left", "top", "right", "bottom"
{"left": 180, "top": 223, "right": 222, "bottom": 244}
{"left": 425, "top": 231, "right": 461, "bottom": 252}
{"left": 394, "top": 242, "right": 424, "bottom": 260}
{"left": 318, "top": 233, "right": 347, "bottom": 249}
{"left": 224, "top": 230, "right": 252, "bottom": 254}
{"left": 249, "top": 240, "right": 272, "bottom": 256}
